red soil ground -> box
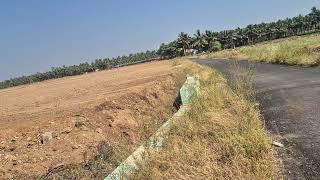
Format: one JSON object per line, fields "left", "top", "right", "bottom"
{"left": 0, "top": 60, "right": 183, "bottom": 179}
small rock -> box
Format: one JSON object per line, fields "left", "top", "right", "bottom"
{"left": 75, "top": 121, "right": 86, "bottom": 128}
{"left": 9, "top": 146, "right": 15, "bottom": 152}
{"left": 52, "top": 132, "right": 58, "bottom": 138}
{"left": 27, "top": 142, "right": 35, "bottom": 148}
{"left": 3, "top": 173, "right": 13, "bottom": 179}
{"left": 72, "top": 145, "right": 79, "bottom": 149}
{"left": 4, "top": 154, "right": 16, "bottom": 161}
{"left": 26, "top": 137, "right": 32, "bottom": 141}
{"left": 122, "top": 131, "right": 130, "bottom": 136}
{"left": 272, "top": 141, "right": 284, "bottom": 147}
{"left": 80, "top": 126, "right": 89, "bottom": 131}
{"left": 0, "top": 143, "right": 5, "bottom": 150}
{"left": 62, "top": 127, "right": 73, "bottom": 134}
{"left": 96, "top": 128, "right": 103, "bottom": 134}
{"left": 41, "top": 132, "right": 53, "bottom": 144}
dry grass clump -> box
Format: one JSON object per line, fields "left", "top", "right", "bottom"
{"left": 134, "top": 60, "right": 280, "bottom": 179}
{"left": 198, "top": 33, "right": 320, "bottom": 66}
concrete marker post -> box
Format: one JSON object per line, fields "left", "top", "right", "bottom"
{"left": 105, "top": 76, "right": 200, "bottom": 180}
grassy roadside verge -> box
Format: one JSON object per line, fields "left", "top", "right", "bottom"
{"left": 196, "top": 33, "right": 320, "bottom": 66}
{"left": 134, "top": 59, "right": 280, "bottom": 179}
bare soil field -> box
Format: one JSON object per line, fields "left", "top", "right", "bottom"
{"left": 0, "top": 60, "right": 183, "bottom": 179}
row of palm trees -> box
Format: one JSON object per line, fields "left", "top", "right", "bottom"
{"left": 1, "top": 7, "right": 319, "bottom": 89}
{"left": 0, "top": 50, "right": 158, "bottom": 89}
{"left": 158, "top": 7, "right": 320, "bottom": 57}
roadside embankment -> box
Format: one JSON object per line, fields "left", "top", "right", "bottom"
{"left": 196, "top": 33, "right": 320, "bottom": 66}
{"left": 134, "top": 59, "right": 280, "bottom": 179}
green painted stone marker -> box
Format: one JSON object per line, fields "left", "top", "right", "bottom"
{"left": 105, "top": 76, "right": 200, "bottom": 180}
{"left": 180, "top": 76, "right": 200, "bottom": 105}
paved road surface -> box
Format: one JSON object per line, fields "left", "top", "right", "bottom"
{"left": 194, "top": 59, "right": 320, "bottom": 180}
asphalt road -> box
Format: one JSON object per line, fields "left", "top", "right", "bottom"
{"left": 194, "top": 59, "right": 320, "bottom": 180}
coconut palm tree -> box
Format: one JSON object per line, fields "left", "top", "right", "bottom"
{"left": 192, "top": 30, "right": 208, "bottom": 52}
{"left": 176, "top": 32, "right": 192, "bottom": 56}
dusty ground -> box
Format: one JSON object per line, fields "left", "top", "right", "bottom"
{"left": 0, "top": 60, "right": 183, "bottom": 179}
{"left": 195, "top": 58, "right": 320, "bottom": 180}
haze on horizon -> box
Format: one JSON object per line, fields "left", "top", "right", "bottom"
{"left": 0, "top": 0, "right": 318, "bottom": 80}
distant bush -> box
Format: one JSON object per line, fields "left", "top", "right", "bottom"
{"left": 209, "top": 40, "right": 222, "bottom": 52}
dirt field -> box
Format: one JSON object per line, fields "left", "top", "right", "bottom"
{"left": 0, "top": 60, "right": 183, "bottom": 179}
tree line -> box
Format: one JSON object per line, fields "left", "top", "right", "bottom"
{"left": 158, "top": 7, "right": 320, "bottom": 57}
{"left": 0, "top": 51, "right": 158, "bottom": 89}
{"left": 1, "top": 7, "right": 319, "bottom": 89}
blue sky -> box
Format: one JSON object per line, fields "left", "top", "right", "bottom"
{"left": 0, "top": 0, "right": 318, "bottom": 80}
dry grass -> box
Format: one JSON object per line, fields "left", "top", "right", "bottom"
{"left": 134, "top": 59, "right": 280, "bottom": 180}
{"left": 196, "top": 33, "right": 320, "bottom": 66}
